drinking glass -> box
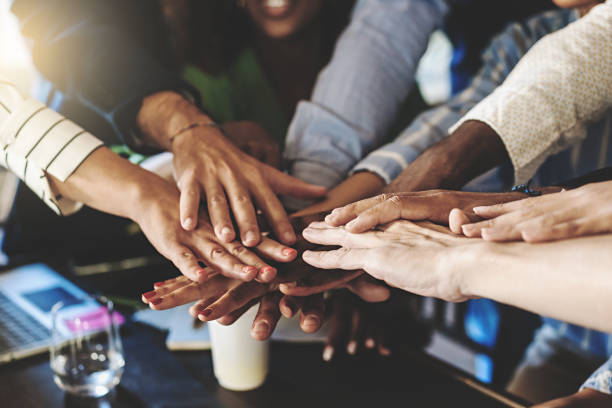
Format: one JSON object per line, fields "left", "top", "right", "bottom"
{"left": 50, "top": 296, "right": 124, "bottom": 398}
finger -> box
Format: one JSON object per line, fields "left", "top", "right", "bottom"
{"left": 347, "top": 302, "right": 367, "bottom": 355}
{"left": 299, "top": 294, "right": 325, "bottom": 334}
{"left": 302, "top": 223, "right": 387, "bottom": 248}
{"left": 165, "top": 243, "right": 211, "bottom": 282}
{"left": 323, "top": 293, "right": 351, "bottom": 362}
{"left": 472, "top": 195, "right": 545, "bottom": 218}
{"left": 264, "top": 164, "right": 327, "bottom": 199}
{"left": 203, "top": 175, "right": 235, "bottom": 243}
{"left": 521, "top": 215, "right": 607, "bottom": 243}
{"left": 221, "top": 240, "right": 276, "bottom": 282}
{"left": 364, "top": 322, "right": 376, "bottom": 350}
{"left": 376, "top": 324, "right": 392, "bottom": 357}
{"left": 251, "top": 181, "right": 297, "bottom": 245}
{"left": 198, "top": 281, "right": 269, "bottom": 321}
{"left": 324, "top": 195, "right": 387, "bottom": 227}
{"left": 481, "top": 207, "right": 577, "bottom": 242}
{"left": 222, "top": 172, "right": 260, "bottom": 247}
{"left": 302, "top": 248, "right": 368, "bottom": 272}
{"left": 344, "top": 196, "right": 410, "bottom": 233}
{"left": 251, "top": 292, "right": 283, "bottom": 340}
{"left": 144, "top": 278, "right": 215, "bottom": 311}
{"left": 449, "top": 208, "right": 474, "bottom": 235}
{"left": 191, "top": 236, "right": 259, "bottom": 281}
{"left": 178, "top": 175, "right": 201, "bottom": 231}
{"left": 345, "top": 274, "right": 390, "bottom": 303}
{"left": 279, "top": 295, "right": 304, "bottom": 318}
{"left": 254, "top": 236, "right": 298, "bottom": 264}
{"left": 143, "top": 275, "right": 194, "bottom": 303}
{"left": 279, "top": 269, "right": 363, "bottom": 297}
{"left": 216, "top": 298, "right": 260, "bottom": 325}
{"left": 190, "top": 296, "right": 225, "bottom": 319}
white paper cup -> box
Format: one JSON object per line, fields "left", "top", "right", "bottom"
{"left": 209, "top": 306, "right": 269, "bottom": 391}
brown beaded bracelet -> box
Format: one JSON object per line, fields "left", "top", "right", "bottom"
{"left": 169, "top": 121, "right": 217, "bottom": 145}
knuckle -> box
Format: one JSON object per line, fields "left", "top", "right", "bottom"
{"left": 234, "top": 194, "right": 252, "bottom": 205}
{"left": 229, "top": 244, "right": 248, "bottom": 256}
{"left": 208, "top": 246, "right": 226, "bottom": 260}
{"left": 208, "top": 194, "right": 226, "bottom": 206}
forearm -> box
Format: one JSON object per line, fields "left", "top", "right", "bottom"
{"left": 385, "top": 120, "right": 509, "bottom": 192}
{"left": 49, "top": 147, "right": 172, "bottom": 221}
{"left": 459, "top": 235, "right": 612, "bottom": 333}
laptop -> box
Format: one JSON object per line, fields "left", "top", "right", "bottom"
{"left": 0, "top": 263, "right": 115, "bottom": 364}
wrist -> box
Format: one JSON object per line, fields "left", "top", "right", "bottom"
{"left": 125, "top": 168, "right": 177, "bottom": 223}
{"left": 137, "top": 91, "right": 212, "bottom": 150}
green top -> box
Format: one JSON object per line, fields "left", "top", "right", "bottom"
{"left": 182, "top": 49, "right": 289, "bottom": 145}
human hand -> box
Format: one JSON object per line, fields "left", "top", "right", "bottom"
{"left": 302, "top": 221, "right": 478, "bottom": 302}
{"left": 136, "top": 91, "right": 326, "bottom": 246}
{"left": 220, "top": 121, "right": 281, "bottom": 168}
{"left": 324, "top": 190, "right": 526, "bottom": 233}
{"left": 460, "top": 182, "right": 610, "bottom": 242}
{"left": 132, "top": 177, "right": 299, "bottom": 282}
{"left": 532, "top": 388, "right": 612, "bottom": 407}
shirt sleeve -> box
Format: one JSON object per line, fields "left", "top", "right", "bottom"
{"left": 450, "top": 1, "right": 612, "bottom": 185}
{"left": 0, "top": 79, "right": 103, "bottom": 215}
{"left": 284, "top": 0, "right": 448, "bottom": 192}
{"left": 351, "top": 9, "right": 577, "bottom": 183}
{"left": 581, "top": 357, "right": 612, "bottom": 395}
{"left": 11, "top": 0, "right": 198, "bottom": 154}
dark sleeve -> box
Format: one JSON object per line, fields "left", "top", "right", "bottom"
{"left": 557, "top": 167, "right": 612, "bottom": 189}
{"left": 11, "top": 0, "right": 199, "bottom": 153}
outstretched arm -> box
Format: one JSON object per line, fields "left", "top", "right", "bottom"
{"left": 302, "top": 220, "right": 612, "bottom": 334}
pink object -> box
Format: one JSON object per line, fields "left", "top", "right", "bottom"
{"left": 65, "top": 306, "right": 125, "bottom": 333}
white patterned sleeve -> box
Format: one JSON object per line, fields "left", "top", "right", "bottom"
{"left": 449, "top": 1, "right": 612, "bottom": 185}
{"left": 581, "top": 357, "right": 612, "bottom": 395}
{"left": 0, "top": 79, "right": 103, "bottom": 215}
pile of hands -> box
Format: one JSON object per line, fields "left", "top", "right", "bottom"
{"left": 132, "top": 112, "right": 612, "bottom": 361}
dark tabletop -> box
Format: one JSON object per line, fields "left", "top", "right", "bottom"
{"left": 0, "top": 320, "right": 522, "bottom": 408}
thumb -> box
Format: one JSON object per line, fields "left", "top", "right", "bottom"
{"left": 263, "top": 165, "right": 327, "bottom": 198}
{"left": 449, "top": 208, "right": 480, "bottom": 235}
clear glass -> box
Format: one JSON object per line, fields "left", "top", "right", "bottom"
{"left": 50, "top": 296, "right": 124, "bottom": 398}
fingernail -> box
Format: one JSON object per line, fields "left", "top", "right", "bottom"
{"left": 253, "top": 321, "right": 269, "bottom": 335}
{"left": 142, "top": 291, "right": 156, "bottom": 299}
{"left": 472, "top": 206, "right": 484, "bottom": 213}
{"left": 280, "top": 282, "right": 297, "bottom": 291}
{"left": 379, "top": 346, "right": 391, "bottom": 357}
{"left": 282, "top": 247, "right": 297, "bottom": 257}
{"left": 153, "top": 282, "right": 165, "bottom": 288}
{"left": 242, "top": 266, "right": 257, "bottom": 276}
{"left": 365, "top": 338, "right": 375, "bottom": 349}
{"left": 200, "top": 308, "right": 212, "bottom": 317}
{"left": 150, "top": 298, "right": 163, "bottom": 305}
{"left": 182, "top": 217, "right": 194, "bottom": 229}
{"left": 303, "top": 316, "right": 320, "bottom": 331}
{"left": 245, "top": 231, "right": 258, "bottom": 245}
{"left": 347, "top": 341, "right": 357, "bottom": 355}
{"left": 346, "top": 219, "right": 357, "bottom": 229}
{"left": 221, "top": 227, "right": 233, "bottom": 240}
{"left": 260, "top": 266, "right": 277, "bottom": 280}
{"left": 322, "top": 346, "right": 334, "bottom": 362}
{"left": 283, "top": 231, "right": 296, "bottom": 244}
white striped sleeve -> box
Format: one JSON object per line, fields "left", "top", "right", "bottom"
{"left": 0, "top": 79, "right": 103, "bottom": 215}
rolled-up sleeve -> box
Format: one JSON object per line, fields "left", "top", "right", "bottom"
{"left": 284, "top": 0, "right": 448, "bottom": 191}
{"left": 449, "top": 1, "right": 612, "bottom": 185}
{"left": 0, "top": 80, "right": 103, "bottom": 215}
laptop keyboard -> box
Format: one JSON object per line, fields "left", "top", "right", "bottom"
{"left": 0, "top": 291, "right": 48, "bottom": 353}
